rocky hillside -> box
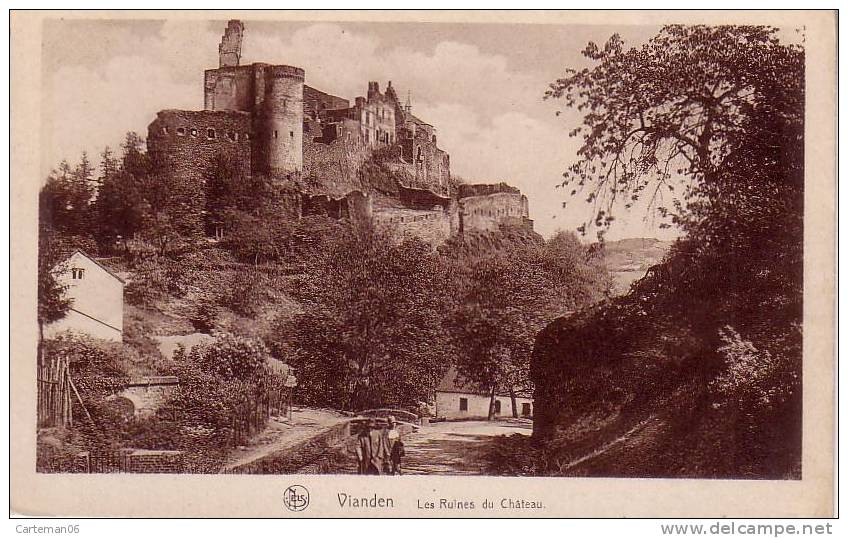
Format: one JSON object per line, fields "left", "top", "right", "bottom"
{"left": 600, "top": 238, "right": 673, "bottom": 295}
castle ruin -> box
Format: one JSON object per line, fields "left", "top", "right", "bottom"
{"left": 147, "top": 20, "right": 534, "bottom": 246}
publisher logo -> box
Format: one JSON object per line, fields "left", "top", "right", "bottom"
{"left": 283, "top": 485, "right": 310, "bottom": 512}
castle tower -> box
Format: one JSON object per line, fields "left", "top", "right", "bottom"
{"left": 260, "top": 65, "right": 305, "bottom": 176}
{"left": 218, "top": 20, "right": 244, "bottom": 67}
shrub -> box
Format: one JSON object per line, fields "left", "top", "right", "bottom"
{"left": 187, "top": 333, "right": 271, "bottom": 380}
{"left": 217, "top": 269, "right": 267, "bottom": 317}
{"left": 189, "top": 299, "right": 219, "bottom": 334}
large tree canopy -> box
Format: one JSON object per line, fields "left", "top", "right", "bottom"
{"left": 547, "top": 25, "right": 804, "bottom": 241}
{"left": 533, "top": 25, "right": 805, "bottom": 478}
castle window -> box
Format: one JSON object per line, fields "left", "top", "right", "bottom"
{"left": 226, "top": 131, "right": 236, "bottom": 141}
{"left": 162, "top": 127, "right": 169, "bottom": 135}
{"left": 176, "top": 127, "right": 186, "bottom": 136}
{"left": 290, "top": 131, "right": 294, "bottom": 138}
{"left": 190, "top": 128, "right": 198, "bottom": 137}
{"left": 432, "top": 135, "right": 437, "bottom": 144}
{"left": 417, "top": 147, "right": 423, "bottom": 162}
{"left": 274, "top": 130, "right": 278, "bottom": 139}
{"left": 207, "top": 128, "right": 216, "bottom": 139}
{"left": 244, "top": 133, "right": 250, "bottom": 140}
{"left": 71, "top": 268, "right": 85, "bottom": 280}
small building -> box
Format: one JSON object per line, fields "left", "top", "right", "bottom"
{"left": 433, "top": 367, "right": 533, "bottom": 420}
{"left": 44, "top": 250, "right": 125, "bottom": 342}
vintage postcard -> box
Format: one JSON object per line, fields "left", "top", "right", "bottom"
{"left": 10, "top": 10, "right": 836, "bottom": 517}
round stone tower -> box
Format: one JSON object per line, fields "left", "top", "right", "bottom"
{"left": 260, "top": 65, "right": 304, "bottom": 176}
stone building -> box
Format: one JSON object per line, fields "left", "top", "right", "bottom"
{"left": 432, "top": 367, "right": 533, "bottom": 420}
{"left": 44, "top": 250, "right": 125, "bottom": 342}
{"left": 146, "top": 19, "right": 533, "bottom": 247}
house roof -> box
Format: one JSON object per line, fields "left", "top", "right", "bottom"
{"left": 60, "top": 250, "right": 126, "bottom": 284}
{"left": 436, "top": 367, "right": 531, "bottom": 398}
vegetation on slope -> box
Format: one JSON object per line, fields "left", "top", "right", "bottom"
{"left": 519, "top": 25, "right": 804, "bottom": 479}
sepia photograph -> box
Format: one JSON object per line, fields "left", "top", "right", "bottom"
{"left": 10, "top": 9, "right": 836, "bottom": 518}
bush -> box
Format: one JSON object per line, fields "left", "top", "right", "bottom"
{"left": 189, "top": 299, "right": 219, "bottom": 334}
{"left": 217, "top": 269, "right": 268, "bottom": 317}
{"left": 187, "top": 333, "right": 271, "bottom": 380}
{"left": 147, "top": 333, "right": 285, "bottom": 471}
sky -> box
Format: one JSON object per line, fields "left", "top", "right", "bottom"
{"left": 41, "top": 18, "right": 680, "bottom": 240}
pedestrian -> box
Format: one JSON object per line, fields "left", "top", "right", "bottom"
{"left": 386, "top": 416, "right": 404, "bottom": 475}
{"left": 354, "top": 420, "right": 372, "bottom": 475}
{"left": 356, "top": 418, "right": 388, "bottom": 475}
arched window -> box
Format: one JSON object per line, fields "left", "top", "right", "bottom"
{"left": 207, "top": 128, "right": 216, "bottom": 139}
{"left": 176, "top": 127, "right": 186, "bottom": 136}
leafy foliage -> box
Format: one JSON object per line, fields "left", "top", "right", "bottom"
{"left": 272, "top": 222, "right": 452, "bottom": 411}
{"left": 187, "top": 333, "right": 272, "bottom": 380}
{"left": 534, "top": 25, "right": 804, "bottom": 478}
{"left": 443, "top": 230, "right": 609, "bottom": 417}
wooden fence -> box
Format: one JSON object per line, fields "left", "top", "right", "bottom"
{"left": 230, "top": 378, "right": 290, "bottom": 446}
{"left": 37, "top": 357, "right": 73, "bottom": 428}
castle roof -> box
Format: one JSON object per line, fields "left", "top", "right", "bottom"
{"left": 406, "top": 114, "right": 432, "bottom": 127}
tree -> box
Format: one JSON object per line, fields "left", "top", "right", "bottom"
{"left": 535, "top": 25, "right": 805, "bottom": 476}
{"left": 93, "top": 131, "right": 204, "bottom": 256}
{"left": 37, "top": 228, "right": 72, "bottom": 364}
{"left": 443, "top": 231, "right": 608, "bottom": 419}
{"left": 546, "top": 25, "right": 803, "bottom": 243}
{"left": 40, "top": 156, "right": 95, "bottom": 237}
{"left": 274, "top": 222, "right": 452, "bottom": 411}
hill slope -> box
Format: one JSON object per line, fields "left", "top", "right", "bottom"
{"left": 600, "top": 238, "right": 673, "bottom": 295}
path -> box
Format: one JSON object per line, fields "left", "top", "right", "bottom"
{"left": 400, "top": 419, "right": 532, "bottom": 475}
{"left": 322, "top": 419, "right": 532, "bottom": 475}
{"left": 222, "top": 407, "right": 348, "bottom": 471}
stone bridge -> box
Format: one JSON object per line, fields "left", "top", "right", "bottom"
{"left": 109, "top": 376, "right": 180, "bottom": 419}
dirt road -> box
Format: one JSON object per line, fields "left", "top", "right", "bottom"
{"left": 399, "top": 419, "right": 532, "bottom": 475}
{"left": 222, "top": 407, "right": 348, "bottom": 471}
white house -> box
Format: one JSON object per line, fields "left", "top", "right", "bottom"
{"left": 433, "top": 367, "right": 533, "bottom": 420}
{"left": 44, "top": 250, "right": 125, "bottom": 342}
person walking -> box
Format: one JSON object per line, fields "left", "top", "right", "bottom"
{"left": 356, "top": 418, "right": 389, "bottom": 475}
{"left": 355, "top": 420, "right": 372, "bottom": 475}
{"left": 386, "top": 416, "right": 404, "bottom": 475}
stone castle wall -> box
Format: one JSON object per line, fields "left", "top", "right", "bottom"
{"left": 373, "top": 206, "right": 452, "bottom": 247}
{"left": 459, "top": 192, "right": 532, "bottom": 233}
{"left": 303, "top": 124, "right": 374, "bottom": 197}
{"left": 147, "top": 109, "right": 252, "bottom": 188}
{"left": 146, "top": 20, "right": 532, "bottom": 248}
